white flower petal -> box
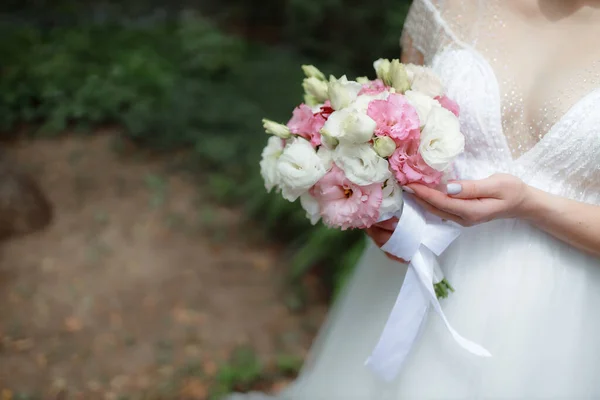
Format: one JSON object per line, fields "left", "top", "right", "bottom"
{"left": 333, "top": 144, "right": 391, "bottom": 186}
{"left": 419, "top": 107, "right": 465, "bottom": 171}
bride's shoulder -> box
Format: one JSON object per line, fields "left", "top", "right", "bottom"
{"left": 401, "top": 0, "right": 461, "bottom": 64}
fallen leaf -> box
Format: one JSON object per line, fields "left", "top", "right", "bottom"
{"left": 109, "top": 313, "right": 122, "bottom": 329}
{"left": 203, "top": 360, "right": 217, "bottom": 377}
{"left": 64, "top": 316, "right": 83, "bottom": 332}
{"left": 36, "top": 353, "right": 47, "bottom": 368}
{"left": 250, "top": 253, "right": 272, "bottom": 272}
{"left": 180, "top": 378, "right": 207, "bottom": 399}
{"left": 109, "top": 375, "right": 129, "bottom": 390}
{"left": 184, "top": 344, "right": 200, "bottom": 358}
{"left": 271, "top": 379, "right": 293, "bottom": 394}
{"left": 13, "top": 338, "right": 34, "bottom": 352}
{"left": 2, "top": 389, "right": 12, "bottom": 400}
{"left": 86, "top": 381, "right": 102, "bottom": 392}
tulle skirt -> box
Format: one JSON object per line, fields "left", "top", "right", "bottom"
{"left": 228, "top": 219, "right": 600, "bottom": 399}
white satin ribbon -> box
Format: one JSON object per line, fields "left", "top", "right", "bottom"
{"left": 365, "top": 196, "right": 491, "bottom": 382}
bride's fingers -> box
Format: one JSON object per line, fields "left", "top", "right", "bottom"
{"left": 411, "top": 196, "right": 466, "bottom": 225}
{"left": 374, "top": 217, "right": 399, "bottom": 231}
{"left": 446, "top": 177, "right": 500, "bottom": 199}
{"left": 407, "top": 184, "right": 467, "bottom": 216}
{"left": 385, "top": 252, "right": 409, "bottom": 264}
{"left": 365, "top": 226, "right": 392, "bottom": 248}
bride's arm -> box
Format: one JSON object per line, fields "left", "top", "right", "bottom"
{"left": 405, "top": 174, "right": 600, "bottom": 257}
{"left": 522, "top": 186, "right": 600, "bottom": 256}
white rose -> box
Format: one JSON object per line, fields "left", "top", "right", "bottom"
{"left": 405, "top": 64, "right": 444, "bottom": 98}
{"left": 419, "top": 106, "right": 465, "bottom": 171}
{"left": 333, "top": 143, "right": 391, "bottom": 186}
{"left": 303, "top": 77, "right": 329, "bottom": 103}
{"left": 373, "top": 58, "right": 392, "bottom": 85}
{"left": 327, "top": 75, "right": 363, "bottom": 110}
{"left": 260, "top": 136, "right": 284, "bottom": 192}
{"left": 379, "top": 179, "right": 404, "bottom": 220}
{"left": 277, "top": 138, "right": 328, "bottom": 201}
{"left": 350, "top": 91, "right": 390, "bottom": 114}
{"left": 373, "top": 136, "right": 397, "bottom": 158}
{"left": 404, "top": 90, "right": 441, "bottom": 128}
{"left": 321, "top": 108, "right": 376, "bottom": 144}
{"left": 300, "top": 193, "right": 321, "bottom": 225}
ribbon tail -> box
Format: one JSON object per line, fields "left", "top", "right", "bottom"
{"left": 365, "top": 265, "right": 429, "bottom": 381}
{"left": 412, "top": 250, "right": 492, "bottom": 358}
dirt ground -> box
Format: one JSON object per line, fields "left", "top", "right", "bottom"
{"left": 0, "top": 132, "right": 328, "bottom": 399}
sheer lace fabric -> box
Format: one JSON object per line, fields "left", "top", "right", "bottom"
{"left": 402, "top": 0, "right": 600, "bottom": 160}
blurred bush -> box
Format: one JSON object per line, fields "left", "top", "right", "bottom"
{"left": 0, "top": 1, "right": 411, "bottom": 299}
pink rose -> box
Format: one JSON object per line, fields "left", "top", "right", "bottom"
{"left": 287, "top": 104, "right": 326, "bottom": 147}
{"left": 435, "top": 95, "right": 460, "bottom": 117}
{"left": 312, "top": 164, "right": 382, "bottom": 230}
{"left": 389, "top": 139, "right": 442, "bottom": 187}
{"left": 358, "top": 79, "right": 387, "bottom": 96}
{"left": 367, "top": 93, "right": 421, "bottom": 143}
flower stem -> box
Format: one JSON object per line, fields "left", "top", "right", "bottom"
{"left": 434, "top": 279, "right": 455, "bottom": 299}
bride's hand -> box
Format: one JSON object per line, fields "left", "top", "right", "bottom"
{"left": 406, "top": 173, "right": 531, "bottom": 227}
{"left": 365, "top": 218, "right": 408, "bottom": 263}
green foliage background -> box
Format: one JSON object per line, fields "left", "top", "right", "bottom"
{"left": 0, "top": 0, "right": 412, "bottom": 298}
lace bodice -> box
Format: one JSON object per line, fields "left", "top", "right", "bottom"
{"left": 401, "top": 0, "right": 600, "bottom": 205}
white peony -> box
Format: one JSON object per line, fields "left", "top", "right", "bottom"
{"left": 321, "top": 108, "right": 376, "bottom": 144}
{"left": 277, "top": 138, "right": 328, "bottom": 201}
{"left": 327, "top": 75, "right": 363, "bottom": 110}
{"left": 405, "top": 64, "right": 445, "bottom": 98}
{"left": 300, "top": 192, "right": 321, "bottom": 225}
{"left": 379, "top": 179, "right": 404, "bottom": 221}
{"left": 419, "top": 106, "right": 465, "bottom": 171}
{"left": 333, "top": 143, "right": 391, "bottom": 186}
{"left": 404, "top": 90, "right": 441, "bottom": 128}
{"left": 303, "top": 77, "right": 329, "bottom": 103}
{"left": 260, "top": 136, "right": 285, "bottom": 192}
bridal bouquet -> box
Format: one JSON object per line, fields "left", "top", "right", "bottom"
{"left": 259, "top": 59, "right": 465, "bottom": 297}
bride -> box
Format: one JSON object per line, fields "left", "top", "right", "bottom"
{"left": 228, "top": 0, "right": 600, "bottom": 398}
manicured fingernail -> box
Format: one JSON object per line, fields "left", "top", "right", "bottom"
{"left": 446, "top": 183, "right": 462, "bottom": 195}
{"left": 401, "top": 186, "right": 415, "bottom": 194}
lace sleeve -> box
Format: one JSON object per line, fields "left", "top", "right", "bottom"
{"left": 400, "top": 0, "right": 462, "bottom": 66}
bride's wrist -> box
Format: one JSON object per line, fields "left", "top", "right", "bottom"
{"left": 516, "top": 185, "right": 549, "bottom": 222}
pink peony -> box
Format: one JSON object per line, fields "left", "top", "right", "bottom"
{"left": 287, "top": 104, "right": 326, "bottom": 147}
{"left": 312, "top": 164, "right": 383, "bottom": 230}
{"left": 367, "top": 93, "right": 421, "bottom": 143}
{"left": 435, "top": 95, "right": 460, "bottom": 117}
{"left": 388, "top": 139, "right": 442, "bottom": 187}
{"left": 358, "top": 79, "right": 387, "bottom": 96}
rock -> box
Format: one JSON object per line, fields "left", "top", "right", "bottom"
{"left": 0, "top": 154, "right": 53, "bottom": 240}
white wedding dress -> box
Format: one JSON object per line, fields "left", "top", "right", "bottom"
{"left": 227, "top": 0, "right": 600, "bottom": 398}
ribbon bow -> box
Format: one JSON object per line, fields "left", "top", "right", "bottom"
{"left": 365, "top": 196, "right": 491, "bottom": 382}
